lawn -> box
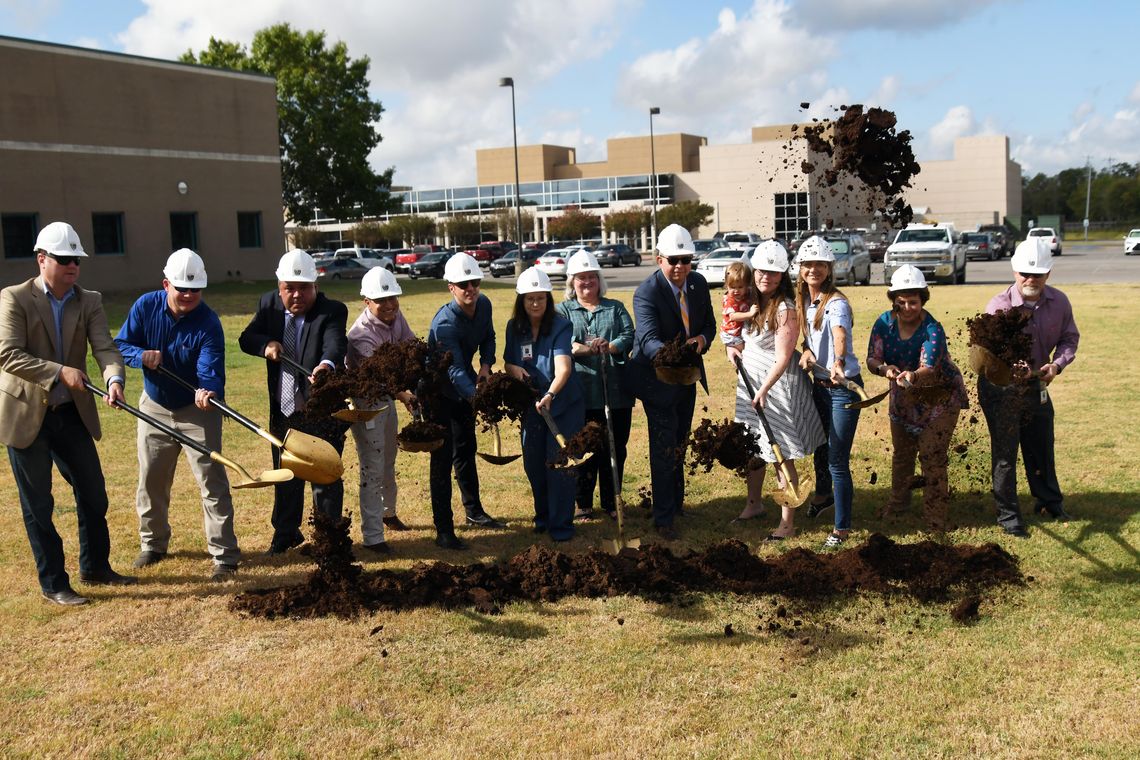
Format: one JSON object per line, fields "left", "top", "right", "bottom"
{"left": 0, "top": 275, "right": 1136, "bottom": 758}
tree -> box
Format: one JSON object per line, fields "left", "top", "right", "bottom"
{"left": 348, "top": 221, "right": 386, "bottom": 247}
{"left": 605, "top": 208, "right": 650, "bottom": 239}
{"left": 490, "top": 206, "right": 534, "bottom": 243}
{"left": 440, "top": 215, "right": 484, "bottom": 247}
{"left": 547, "top": 206, "right": 598, "bottom": 241}
{"left": 181, "top": 24, "right": 395, "bottom": 225}
{"left": 289, "top": 225, "right": 328, "bottom": 250}
{"left": 385, "top": 215, "right": 436, "bottom": 245}
{"left": 657, "top": 200, "right": 714, "bottom": 233}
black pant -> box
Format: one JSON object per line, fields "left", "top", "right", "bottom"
{"left": 575, "top": 406, "right": 632, "bottom": 513}
{"left": 8, "top": 404, "right": 113, "bottom": 593}
{"left": 268, "top": 410, "right": 346, "bottom": 548}
{"left": 428, "top": 395, "right": 483, "bottom": 534}
{"left": 978, "top": 377, "right": 1063, "bottom": 530}
{"left": 643, "top": 385, "right": 696, "bottom": 527}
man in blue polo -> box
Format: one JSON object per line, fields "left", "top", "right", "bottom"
{"left": 114, "top": 249, "right": 239, "bottom": 581}
{"left": 425, "top": 252, "right": 506, "bottom": 550}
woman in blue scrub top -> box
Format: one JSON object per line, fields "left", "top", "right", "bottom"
{"left": 504, "top": 268, "right": 585, "bottom": 541}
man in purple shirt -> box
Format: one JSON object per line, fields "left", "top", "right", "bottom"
{"left": 978, "top": 239, "right": 1080, "bottom": 537}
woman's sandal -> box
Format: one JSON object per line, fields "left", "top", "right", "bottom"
{"left": 765, "top": 528, "right": 795, "bottom": 541}
{"left": 822, "top": 532, "right": 847, "bottom": 549}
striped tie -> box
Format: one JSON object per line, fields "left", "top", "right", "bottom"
{"left": 678, "top": 289, "right": 690, "bottom": 336}
{"left": 280, "top": 315, "right": 297, "bottom": 416}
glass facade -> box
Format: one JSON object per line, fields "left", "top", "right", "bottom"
{"left": 773, "top": 191, "right": 813, "bottom": 240}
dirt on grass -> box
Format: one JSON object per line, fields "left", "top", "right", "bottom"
{"left": 231, "top": 514, "right": 1022, "bottom": 621}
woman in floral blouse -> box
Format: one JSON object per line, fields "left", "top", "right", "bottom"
{"left": 866, "top": 265, "right": 968, "bottom": 531}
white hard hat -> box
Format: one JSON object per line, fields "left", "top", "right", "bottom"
{"left": 163, "top": 248, "right": 207, "bottom": 288}
{"left": 275, "top": 250, "right": 318, "bottom": 283}
{"left": 656, "top": 224, "right": 696, "bottom": 257}
{"left": 887, "top": 264, "right": 927, "bottom": 293}
{"left": 750, "top": 240, "right": 789, "bottom": 272}
{"left": 34, "top": 221, "right": 87, "bottom": 258}
{"left": 516, "top": 267, "right": 553, "bottom": 294}
{"left": 796, "top": 236, "right": 835, "bottom": 263}
{"left": 566, "top": 250, "right": 602, "bottom": 276}
{"left": 361, "top": 266, "right": 402, "bottom": 299}
{"left": 444, "top": 252, "right": 482, "bottom": 283}
{"left": 1010, "top": 238, "right": 1052, "bottom": 274}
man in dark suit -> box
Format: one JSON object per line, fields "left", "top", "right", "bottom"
{"left": 0, "top": 221, "right": 137, "bottom": 605}
{"left": 628, "top": 224, "right": 716, "bottom": 540}
{"left": 239, "top": 250, "right": 348, "bottom": 554}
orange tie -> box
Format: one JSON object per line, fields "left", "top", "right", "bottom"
{"left": 678, "top": 289, "right": 690, "bottom": 336}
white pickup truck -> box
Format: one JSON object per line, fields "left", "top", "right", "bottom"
{"left": 884, "top": 223, "right": 967, "bottom": 285}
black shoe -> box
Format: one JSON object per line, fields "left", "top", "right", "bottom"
{"left": 435, "top": 532, "right": 468, "bottom": 550}
{"left": 573, "top": 509, "right": 597, "bottom": 522}
{"left": 1036, "top": 505, "right": 1073, "bottom": 522}
{"left": 1003, "top": 525, "right": 1030, "bottom": 538}
{"left": 79, "top": 569, "right": 138, "bottom": 586}
{"left": 210, "top": 564, "right": 238, "bottom": 582}
{"left": 265, "top": 534, "right": 304, "bottom": 556}
{"left": 42, "top": 588, "right": 89, "bottom": 606}
{"left": 806, "top": 495, "right": 834, "bottom": 519}
{"left": 362, "top": 542, "right": 392, "bottom": 555}
{"left": 133, "top": 550, "right": 166, "bottom": 568}
{"left": 382, "top": 515, "right": 411, "bottom": 531}
{"left": 654, "top": 524, "right": 679, "bottom": 541}
{"left": 465, "top": 513, "right": 506, "bottom": 529}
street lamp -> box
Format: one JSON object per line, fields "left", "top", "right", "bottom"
{"left": 649, "top": 106, "right": 660, "bottom": 250}
{"left": 500, "top": 77, "right": 525, "bottom": 275}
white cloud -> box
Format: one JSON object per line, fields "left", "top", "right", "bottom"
{"left": 1130, "top": 81, "right": 1140, "bottom": 104}
{"left": 926, "top": 105, "right": 976, "bottom": 156}
{"left": 0, "top": 0, "right": 61, "bottom": 32}
{"left": 1012, "top": 92, "right": 1140, "bottom": 175}
{"left": 867, "top": 75, "right": 899, "bottom": 108}
{"left": 790, "top": 0, "right": 1008, "bottom": 31}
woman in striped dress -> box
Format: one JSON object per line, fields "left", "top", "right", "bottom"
{"left": 732, "top": 242, "right": 826, "bottom": 539}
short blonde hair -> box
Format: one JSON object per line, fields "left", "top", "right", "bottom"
{"left": 564, "top": 270, "right": 608, "bottom": 300}
{"left": 724, "top": 261, "right": 751, "bottom": 289}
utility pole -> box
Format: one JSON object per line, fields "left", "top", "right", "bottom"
{"left": 1083, "top": 156, "right": 1092, "bottom": 241}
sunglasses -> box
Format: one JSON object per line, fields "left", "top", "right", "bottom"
{"left": 1017, "top": 272, "right": 1045, "bottom": 279}
{"left": 48, "top": 254, "right": 82, "bottom": 266}
{"left": 453, "top": 280, "right": 482, "bottom": 290}
{"left": 664, "top": 256, "right": 693, "bottom": 266}
{"left": 174, "top": 286, "right": 202, "bottom": 294}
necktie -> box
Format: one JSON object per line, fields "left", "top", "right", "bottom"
{"left": 678, "top": 288, "right": 690, "bottom": 336}
{"left": 280, "top": 315, "right": 297, "bottom": 416}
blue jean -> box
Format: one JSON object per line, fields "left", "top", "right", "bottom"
{"left": 522, "top": 400, "right": 584, "bottom": 541}
{"left": 811, "top": 379, "right": 862, "bottom": 532}
{"left": 8, "top": 404, "right": 113, "bottom": 594}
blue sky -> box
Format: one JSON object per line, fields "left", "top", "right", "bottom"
{"left": 3, "top": 0, "right": 1138, "bottom": 188}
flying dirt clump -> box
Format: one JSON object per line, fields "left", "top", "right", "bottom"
{"left": 472, "top": 371, "right": 538, "bottom": 431}
{"left": 549, "top": 421, "right": 605, "bottom": 469}
{"left": 966, "top": 309, "right": 1033, "bottom": 368}
{"left": 653, "top": 336, "right": 701, "bottom": 368}
{"left": 797, "top": 104, "right": 920, "bottom": 227}
{"left": 687, "top": 418, "right": 764, "bottom": 477}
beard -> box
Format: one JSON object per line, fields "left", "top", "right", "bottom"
{"left": 1020, "top": 283, "right": 1042, "bottom": 299}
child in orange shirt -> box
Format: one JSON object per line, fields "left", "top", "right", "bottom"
{"left": 720, "top": 261, "right": 757, "bottom": 346}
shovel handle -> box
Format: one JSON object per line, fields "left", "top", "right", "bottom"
{"left": 84, "top": 380, "right": 212, "bottom": 459}
{"left": 154, "top": 365, "right": 283, "bottom": 447}
{"left": 279, "top": 354, "right": 314, "bottom": 380}
{"left": 733, "top": 355, "right": 786, "bottom": 464}
{"left": 537, "top": 405, "right": 569, "bottom": 448}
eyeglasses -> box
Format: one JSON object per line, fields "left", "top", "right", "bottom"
{"left": 1017, "top": 272, "right": 1045, "bottom": 279}
{"left": 453, "top": 280, "right": 481, "bottom": 290}
{"left": 174, "top": 286, "right": 202, "bottom": 294}
{"left": 48, "top": 254, "right": 81, "bottom": 266}
{"left": 663, "top": 256, "right": 693, "bottom": 266}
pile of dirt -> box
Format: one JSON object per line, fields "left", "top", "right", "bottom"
{"left": 397, "top": 419, "right": 446, "bottom": 444}
{"left": 966, "top": 309, "right": 1033, "bottom": 368}
{"left": 472, "top": 372, "right": 537, "bottom": 430}
{"left": 653, "top": 336, "right": 701, "bottom": 368}
{"left": 795, "top": 104, "right": 920, "bottom": 227}
{"left": 687, "top": 418, "right": 764, "bottom": 477}
{"left": 231, "top": 521, "right": 1022, "bottom": 620}
{"left": 550, "top": 421, "right": 605, "bottom": 469}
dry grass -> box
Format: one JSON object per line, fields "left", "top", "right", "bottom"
{"left": 1, "top": 277, "right": 1137, "bottom": 758}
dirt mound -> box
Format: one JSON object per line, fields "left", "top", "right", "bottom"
{"left": 687, "top": 418, "right": 764, "bottom": 477}
{"left": 231, "top": 518, "right": 1022, "bottom": 621}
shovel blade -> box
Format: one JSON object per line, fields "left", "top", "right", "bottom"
{"left": 280, "top": 429, "right": 344, "bottom": 484}
{"left": 552, "top": 451, "right": 594, "bottom": 470}
{"left": 232, "top": 468, "right": 296, "bottom": 489}
{"left": 846, "top": 389, "right": 890, "bottom": 409}
{"left": 770, "top": 459, "right": 814, "bottom": 509}
{"left": 477, "top": 453, "right": 522, "bottom": 465}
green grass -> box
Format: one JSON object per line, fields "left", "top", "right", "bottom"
{"left": 0, "top": 277, "right": 1137, "bottom": 757}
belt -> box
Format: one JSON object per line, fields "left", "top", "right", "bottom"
{"left": 47, "top": 401, "right": 75, "bottom": 413}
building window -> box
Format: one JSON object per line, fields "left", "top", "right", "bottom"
{"left": 170, "top": 212, "right": 199, "bottom": 251}
{"left": 91, "top": 212, "right": 125, "bottom": 255}
{"left": 774, "top": 192, "right": 813, "bottom": 240}
{"left": 1, "top": 213, "right": 39, "bottom": 259}
{"left": 237, "top": 212, "right": 263, "bottom": 248}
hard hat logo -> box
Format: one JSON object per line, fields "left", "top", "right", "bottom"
{"left": 294, "top": 268, "right": 301, "bottom": 275}
{"left": 381, "top": 284, "right": 389, "bottom": 291}
{"left": 70, "top": 243, "right": 77, "bottom": 250}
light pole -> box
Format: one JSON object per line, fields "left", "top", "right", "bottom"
{"left": 649, "top": 106, "right": 660, "bottom": 250}
{"left": 1083, "top": 157, "right": 1092, "bottom": 241}
{"left": 500, "top": 77, "right": 525, "bottom": 275}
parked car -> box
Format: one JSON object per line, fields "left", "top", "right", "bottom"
{"left": 478, "top": 240, "right": 516, "bottom": 260}
{"left": 395, "top": 243, "right": 444, "bottom": 273}
{"left": 962, "top": 232, "right": 1000, "bottom": 262}
{"left": 1028, "top": 227, "right": 1062, "bottom": 255}
{"left": 316, "top": 258, "right": 370, "bottom": 280}
{"left": 1125, "top": 229, "right": 1140, "bottom": 255}
{"left": 490, "top": 247, "right": 542, "bottom": 277}
{"left": 865, "top": 232, "right": 891, "bottom": 263}
{"left": 535, "top": 248, "right": 573, "bottom": 279}
{"left": 719, "top": 231, "right": 763, "bottom": 249}
{"left": 976, "top": 224, "right": 1015, "bottom": 257}
{"left": 333, "top": 248, "right": 394, "bottom": 271}
{"left": 692, "top": 239, "right": 721, "bottom": 261}
{"left": 408, "top": 250, "right": 455, "bottom": 280}
{"left": 884, "top": 223, "right": 967, "bottom": 285}
{"left": 464, "top": 246, "right": 495, "bottom": 266}
{"left": 593, "top": 243, "right": 641, "bottom": 267}
{"left": 695, "top": 247, "right": 749, "bottom": 286}
{"left": 822, "top": 233, "right": 872, "bottom": 286}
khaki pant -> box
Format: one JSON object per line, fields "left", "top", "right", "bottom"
{"left": 350, "top": 402, "right": 398, "bottom": 545}
{"left": 136, "top": 392, "right": 240, "bottom": 565}
{"left": 888, "top": 408, "right": 960, "bottom": 531}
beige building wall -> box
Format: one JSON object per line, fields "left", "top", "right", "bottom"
{"left": 476, "top": 134, "right": 705, "bottom": 183}
{"left": 0, "top": 37, "right": 285, "bottom": 293}
{"left": 904, "top": 135, "right": 1021, "bottom": 229}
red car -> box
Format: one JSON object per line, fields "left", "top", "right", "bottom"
{"left": 395, "top": 244, "right": 443, "bottom": 274}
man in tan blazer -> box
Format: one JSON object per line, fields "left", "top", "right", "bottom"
{"left": 0, "top": 221, "right": 137, "bottom": 605}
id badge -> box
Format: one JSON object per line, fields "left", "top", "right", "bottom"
{"left": 521, "top": 341, "right": 534, "bottom": 361}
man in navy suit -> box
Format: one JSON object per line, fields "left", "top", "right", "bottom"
{"left": 628, "top": 224, "right": 716, "bottom": 540}
{"left": 239, "top": 250, "right": 348, "bottom": 554}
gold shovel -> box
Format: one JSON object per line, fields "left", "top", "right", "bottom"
{"left": 537, "top": 406, "right": 594, "bottom": 469}
{"left": 599, "top": 357, "right": 639, "bottom": 553}
{"left": 477, "top": 422, "right": 522, "bottom": 465}
{"left": 85, "top": 382, "right": 293, "bottom": 489}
